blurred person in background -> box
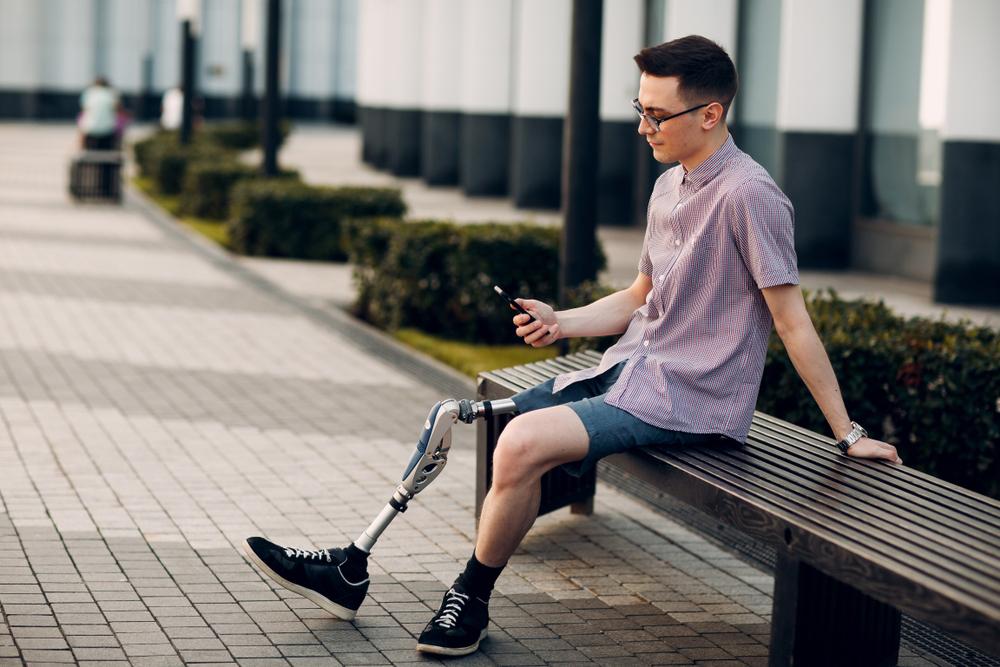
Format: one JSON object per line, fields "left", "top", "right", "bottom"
{"left": 78, "top": 76, "right": 122, "bottom": 150}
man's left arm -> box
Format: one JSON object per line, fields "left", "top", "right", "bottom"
{"left": 761, "top": 284, "right": 902, "bottom": 464}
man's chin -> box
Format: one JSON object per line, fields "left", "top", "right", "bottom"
{"left": 650, "top": 147, "right": 673, "bottom": 164}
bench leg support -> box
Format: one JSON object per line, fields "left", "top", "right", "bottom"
{"left": 769, "top": 548, "right": 900, "bottom": 667}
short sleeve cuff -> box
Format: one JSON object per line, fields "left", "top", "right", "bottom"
{"left": 756, "top": 270, "right": 800, "bottom": 290}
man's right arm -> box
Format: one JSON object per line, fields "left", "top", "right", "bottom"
{"left": 514, "top": 273, "right": 652, "bottom": 346}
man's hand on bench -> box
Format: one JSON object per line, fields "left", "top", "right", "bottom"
{"left": 846, "top": 437, "right": 903, "bottom": 465}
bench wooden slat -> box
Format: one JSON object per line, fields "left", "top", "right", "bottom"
{"left": 747, "top": 426, "right": 1000, "bottom": 554}
{"left": 753, "top": 412, "right": 1000, "bottom": 513}
{"left": 750, "top": 420, "right": 1000, "bottom": 532}
{"left": 627, "top": 445, "right": 1000, "bottom": 653}
{"left": 641, "top": 443, "right": 999, "bottom": 606}
{"left": 685, "top": 447, "right": 1000, "bottom": 601}
{"left": 739, "top": 437, "right": 1000, "bottom": 566}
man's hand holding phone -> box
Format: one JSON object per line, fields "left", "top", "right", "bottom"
{"left": 494, "top": 286, "right": 559, "bottom": 347}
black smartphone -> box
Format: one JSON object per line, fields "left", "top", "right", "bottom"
{"left": 494, "top": 285, "right": 536, "bottom": 323}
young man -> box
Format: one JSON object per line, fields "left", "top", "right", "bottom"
{"left": 244, "top": 35, "right": 902, "bottom": 657}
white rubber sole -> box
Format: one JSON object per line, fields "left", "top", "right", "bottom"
{"left": 415, "top": 628, "right": 488, "bottom": 656}
{"left": 242, "top": 539, "right": 358, "bottom": 621}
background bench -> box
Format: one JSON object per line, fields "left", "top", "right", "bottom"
{"left": 476, "top": 351, "right": 1000, "bottom": 667}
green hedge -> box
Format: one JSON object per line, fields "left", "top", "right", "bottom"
{"left": 201, "top": 119, "right": 292, "bottom": 150}
{"left": 133, "top": 130, "right": 175, "bottom": 179}
{"left": 758, "top": 289, "right": 999, "bottom": 498}
{"left": 346, "top": 218, "right": 607, "bottom": 344}
{"left": 180, "top": 160, "right": 299, "bottom": 220}
{"left": 131, "top": 130, "right": 235, "bottom": 196}
{"left": 228, "top": 180, "right": 406, "bottom": 261}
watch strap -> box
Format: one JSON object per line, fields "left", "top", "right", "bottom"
{"left": 836, "top": 422, "right": 867, "bottom": 454}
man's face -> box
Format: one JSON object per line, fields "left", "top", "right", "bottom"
{"left": 635, "top": 73, "right": 706, "bottom": 165}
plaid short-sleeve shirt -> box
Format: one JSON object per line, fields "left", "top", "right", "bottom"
{"left": 553, "top": 135, "right": 799, "bottom": 443}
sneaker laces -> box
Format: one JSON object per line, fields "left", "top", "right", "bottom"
{"left": 434, "top": 588, "right": 469, "bottom": 629}
{"left": 284, "top": 547, "right": 335, "bottom": 563}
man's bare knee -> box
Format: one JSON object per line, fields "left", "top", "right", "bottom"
{"left": 492, "top": 422, "right": 538, "bottom": 490}
{"left": 492, "top": 407, "right": 588, "bottom": 489}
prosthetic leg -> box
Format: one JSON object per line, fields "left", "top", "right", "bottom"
{"left": 242, "top": 397, "right": 519, "bottom": 621}
{"left": 354, "top": 397, "right": 517, "bottom": 552}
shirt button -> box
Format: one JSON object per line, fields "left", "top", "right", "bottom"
{"left": 674, "top": 239, "right": 681, "bottom": 247}
{"left": 643, "top": 340, "right": 650, "bottom": 347}
{"left": 658, "top": 275, "right": 664, "bottom": 283}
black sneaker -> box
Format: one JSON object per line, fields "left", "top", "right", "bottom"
{"left": 243, "top": 537, "right": 369, "bottom": 620}
{"left": 415, "top": 584, "right": 489, "bottom": 656}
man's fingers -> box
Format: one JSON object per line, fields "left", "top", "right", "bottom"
{"left": 516, "top": 320, "right": 544, "bottom": 338}
{"left": 525, "top": 325, "right": 549, "bottom": 345}
{"left": 526, "top": 325, "right": 555, "bottom": 347}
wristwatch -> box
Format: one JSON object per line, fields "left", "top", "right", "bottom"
{"left": 835, "top": 422, "right": 867, "bottom": 454}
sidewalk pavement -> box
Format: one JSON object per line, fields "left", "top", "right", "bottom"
{"left": 0, "top": 122, "right": 950, "bottom": 666}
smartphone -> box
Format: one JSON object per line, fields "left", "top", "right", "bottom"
{"left": 494, "top": 285, "right": 536, "bottom": 323}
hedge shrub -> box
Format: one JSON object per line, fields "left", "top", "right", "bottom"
{"left": 133, "top": 130, "right": 176, "bottom": 179}
{"left": 180, "top": 160, "right": 299, "bottom": 220}
{"left": 202, "top": 119, "right": 292, "bottom": 150}
{"left": 757, "top": 290, "right": 999, "bottom": 498}
{"left": 228, "top": 180, "right": 406, "bottom": 261}
{"left": 346, "top": 218, "right": 607, "bottom": 344}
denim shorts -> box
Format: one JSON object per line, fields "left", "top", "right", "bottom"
{"left": 510, "top": 361, "right": 736, "bottom": 477}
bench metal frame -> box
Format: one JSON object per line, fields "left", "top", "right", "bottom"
{"left": 476, "top": 351, "right": 1000, "bottom": 667}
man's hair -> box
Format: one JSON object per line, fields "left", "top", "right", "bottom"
{"left": 634, "top": 35, "right": 738, "bottom": 117}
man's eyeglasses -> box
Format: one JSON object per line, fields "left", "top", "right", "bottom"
{"left": 632, "top": 98, "right": 709, "bottom": 132}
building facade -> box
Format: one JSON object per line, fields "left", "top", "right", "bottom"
{"left": 0, "top": 0, "right": 996, "bottom": 305}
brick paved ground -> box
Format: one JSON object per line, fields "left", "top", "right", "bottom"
{"left": 0, "top": 123, "right": 949, "bottom": 666}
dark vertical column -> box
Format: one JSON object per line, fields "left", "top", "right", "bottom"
{"left": 180, "top": 19, "right": 195, "bottom": 144}
{"left": 769, "top": 548, "right": 900, "bottom": 667}
{"left": 241, "top": 50, "right": 255, "bottom": 120}
{"left": 560, "top": 0, "right": 603, "bottom": 300}
{"left": 261, "top": 0, "right": 281, "bottom": 176}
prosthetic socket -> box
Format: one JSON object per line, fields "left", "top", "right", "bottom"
{"left": 352, "top": 398, "right": 518, "bottom": 554}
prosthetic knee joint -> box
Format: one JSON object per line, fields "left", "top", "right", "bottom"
{"left": 353, "top": 397, "right": 518, "bottom": 553}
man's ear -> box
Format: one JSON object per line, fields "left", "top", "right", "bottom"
{"left": 702, "top": 102, "right": 725, "bottom": 130}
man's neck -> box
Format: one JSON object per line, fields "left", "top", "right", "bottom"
{"left": 680, "top": 127, "right": 730, "bottom": 174}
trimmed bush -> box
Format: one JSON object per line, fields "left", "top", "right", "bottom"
{"left": 347, "top": 218, "right": 607, "bottom": 344}
{"left": 228, "top": 180, "right": 406, "bottom": 261}
{"left": 133, "top": 130, "right": 176, "bottom": 179}
{"left": 759, "top": 289, "right": 999, "bottom": 498}
{"left": 202, "top": 119, "right": 292, "bottom": 150}
{"left": 180, "top": 160, "right": 256, "bottom": 219}
{"left": 180, "top": 160, "right": 299, "bottom": 220}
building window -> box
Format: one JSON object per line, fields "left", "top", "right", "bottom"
{"left": 861, "top": 0, "right": 950, "bottom": 227}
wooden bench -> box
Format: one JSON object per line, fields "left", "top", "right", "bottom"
{"left": 475, "top": 351, "right": 1000, "bottom": 667}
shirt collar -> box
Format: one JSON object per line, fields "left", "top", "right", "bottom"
{"left": 682, "top": 134, "right": 737, "bottom": 189}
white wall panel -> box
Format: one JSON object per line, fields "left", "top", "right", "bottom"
{"left": 776, "top": 0, "right": 863, "bottom": 132}
{"left": 0, "top": 0, "right": 43, "bottom": 88}
{"left": 510, "top": 0, "right": 571, "bottom": 117}
{"left": 600, "top": 0, "right": 643, "bottom": 121}
{"left": 422, "top": 0, "right": 462, "bottom": 111}
{"left": 942, "top": 0, "right": 1000, "bottom": 141}
{"left": 460, "top": 0, "right": 513, "bottom": 113}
